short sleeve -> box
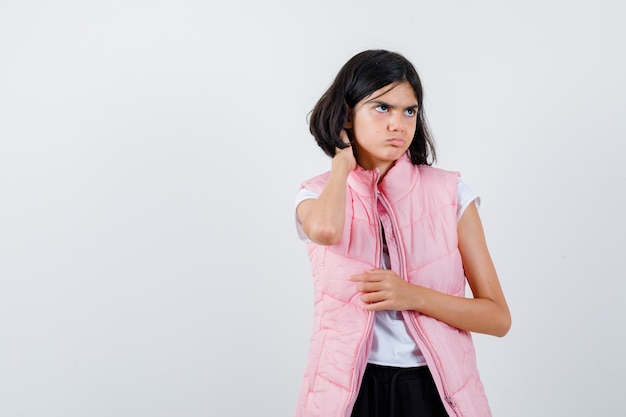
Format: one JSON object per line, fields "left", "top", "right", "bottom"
{"left": 294, "top": 188, "right": 319, "bottom": 241}
{"left": 457, "top": 177, "right": 480, "bottom": 221}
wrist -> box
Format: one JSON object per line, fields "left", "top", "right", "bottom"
{"left": 331, "top": 158, "right": 354, "bottom": 177}
{"left": 408, "top": 284, "right": 428, "bottom": 312}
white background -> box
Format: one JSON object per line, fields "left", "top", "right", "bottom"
{"left": 1, "top": 1, "right": 625, "bottom": 416}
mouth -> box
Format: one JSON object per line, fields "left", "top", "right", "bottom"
{"left": 387, "top": 138, "right": 406, "bottom": 147}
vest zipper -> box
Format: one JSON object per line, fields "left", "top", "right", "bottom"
{"left": 376, "top": 191, "right": 459, "bottom": 416}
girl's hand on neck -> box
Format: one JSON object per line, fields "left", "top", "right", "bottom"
{"left": 331, "top": 129, "right": 357, "bottom": 175}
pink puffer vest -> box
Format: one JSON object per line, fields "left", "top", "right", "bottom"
{"left": 294, "top": 155, "right": 491, "bottom": 417}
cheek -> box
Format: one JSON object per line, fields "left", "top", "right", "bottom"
{"left": 351, "top": 118, "right": 373, "bottom": 138}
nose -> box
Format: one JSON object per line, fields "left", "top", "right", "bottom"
{"left": 388, "top": 111, "right": 404, "bottom": 132}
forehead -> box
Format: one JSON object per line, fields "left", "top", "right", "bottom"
{"left": 361, "top": 81, "right": 418, "bottom": 105}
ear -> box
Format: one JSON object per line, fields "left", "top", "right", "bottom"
{"left": 345, "top": 114, "right": 353, "bottom": 129}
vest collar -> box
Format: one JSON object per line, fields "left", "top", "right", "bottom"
{"left": 347, "top": 154, "right": 419, "bottom": 202}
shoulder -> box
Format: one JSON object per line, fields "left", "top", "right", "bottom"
{"left": 416, "top": 165, "right": 460, "bottom": 192}
{"left": 416, "top": 165, "right": 481, "bottom": 217}
{"left": 300, "top": 171, "right": 331, "bottom": 194}
{"left": 417, "top": 164, "right": 460, "bottom": 180}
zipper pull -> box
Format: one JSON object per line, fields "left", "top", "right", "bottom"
{"left": 445, "top": 395, "right": 456, "bottom": 408}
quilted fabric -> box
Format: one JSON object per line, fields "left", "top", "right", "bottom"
{"left": 294, "top": 155, "right": 491, "bottom": 417}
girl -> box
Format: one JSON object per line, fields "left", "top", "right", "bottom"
{"left": 293, "top": 50, "right": 510, "bottom": 417}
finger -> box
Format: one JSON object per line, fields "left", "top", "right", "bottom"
{"left": 363, "top": 301, "right": 389, "bottom": 312}
{"left": 356, "top": 282, "right": 380, "bottom": 293}
{"left": 360, "top": 291, "right": 387, "bottom": 304}
{"left": 350, "top": 270, "right": 384, "bottom": 282}
{"left": 351, "top": 274, "right": 378, "bottom": 283}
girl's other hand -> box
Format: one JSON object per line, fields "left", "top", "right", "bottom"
{"left": 350, "top": 269, "right": 418, "bottom": 311}
{"left": 332, "top": 130, "right": 357, "bottom": 173}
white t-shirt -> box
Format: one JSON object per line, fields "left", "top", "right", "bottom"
{"left": 295, "top": 177, "right": 480, "bottom": 367}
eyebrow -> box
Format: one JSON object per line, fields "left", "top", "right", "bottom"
{"left": 365, "top": 99, "right": 419, "bottom": 110}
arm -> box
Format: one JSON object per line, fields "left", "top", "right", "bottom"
{"left": 351, "top": 202, "right": 511, "bottom": 337}
{"left": 296, "top": 133, "right": 356, "bottom": 246}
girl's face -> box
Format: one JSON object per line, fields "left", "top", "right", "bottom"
{"left": 348, "top": 81, "right": 418, "bottom": 176}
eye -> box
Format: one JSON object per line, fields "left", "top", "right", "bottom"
{"left": 405, "top": 108, "right": 417, "bottom": 117}
{"left": 375, "top": 105, "right": 388, "bottom": 113}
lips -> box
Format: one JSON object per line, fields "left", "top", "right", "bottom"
{"left": 387, "top": 138, "right": 405, "bottom": 147}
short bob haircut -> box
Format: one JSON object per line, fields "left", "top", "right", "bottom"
{"left": 309, "top": 49, "right": 436, "bottom": 166}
